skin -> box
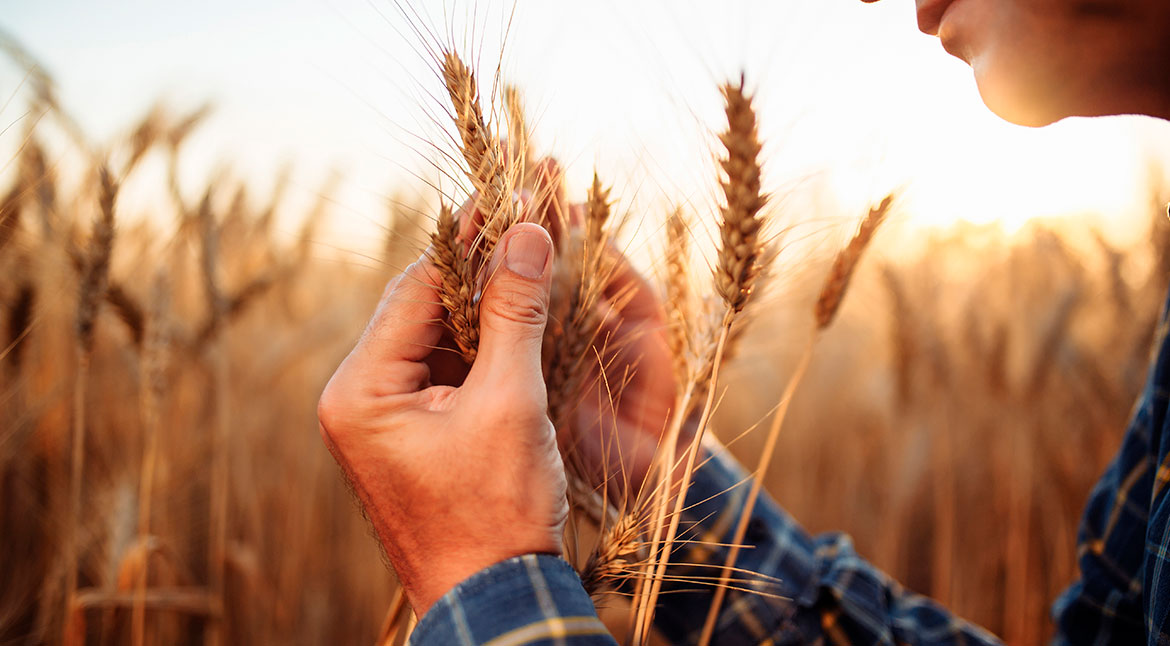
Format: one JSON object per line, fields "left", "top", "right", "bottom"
{"left": 317, "top": 221, "right": 568, "bottom": 615}
{"left": 320, "top": 0, "right": 1170, "bottom": 620}
{"left": 915, "top": 0, "right": 1170, "bottom": 125}
{"left": 317, "top": 182, "right": 679, "bottom": 616}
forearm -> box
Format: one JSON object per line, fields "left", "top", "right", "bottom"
{"left": 656, "top": 440, "right": 1003, "bottom": 645}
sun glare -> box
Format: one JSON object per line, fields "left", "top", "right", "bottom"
{"left": 1, "top": 0, "right": 1167, "bottom": 251}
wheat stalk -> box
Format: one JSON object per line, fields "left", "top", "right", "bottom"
{"left": 438, "top": 50, "right": 525, "bottom": 363}
{"left": 132, "top": 269, "right": 169, "bottom": 646}
{"left": 632, "top": 78, "right": 769, "bottom": 645}
{"left": 688, "top": 248, "right": 775, "bottom": 415}
{"left": 196, "top": 190, "right": 229, "bottom": 646}
{"left": 66, "top": 164, "right": 119, "bottom": 633}
{"left": 376, "top": 586, "right": 411, "bottom": 646}
{"left": 696, "top": 194, "right": 894, "bottom": 645}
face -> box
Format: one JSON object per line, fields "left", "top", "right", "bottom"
{"left": 913, "top": 0, "right": 1170, "bottom": 126}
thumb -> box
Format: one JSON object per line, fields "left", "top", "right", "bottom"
{"left": 471, "top": 222, "right": 554, "bottom": 387}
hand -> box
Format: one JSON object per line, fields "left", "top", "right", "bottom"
{"left": 568, "top": 244, "right": 682, "bottom": 502}
{"left": 317, "top": 222, "right": 568, "bottom": 617}
{"left": 519, "top": 158, "right": 685, "bottom": 503}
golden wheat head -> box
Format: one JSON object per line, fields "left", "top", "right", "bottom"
{"left": 814, "top": 194, "right": 894, "bottom": 330}
{"left": 713, "top": 79, "right": 767, "bottom": 314}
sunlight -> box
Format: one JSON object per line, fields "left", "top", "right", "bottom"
{"left": 1, "top": 0, "right": 1167, "bottom": 250}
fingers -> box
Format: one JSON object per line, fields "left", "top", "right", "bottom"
{"left": 468, "top": 223, "right": 554, "bottom": 391}
{"left": 602, "top": 245, "right": 667, "bottom": 324}
{"left": 356, "top": 256, "right": 446, "bottom": 370}
{"left": 317, "top": 256, "right": 447, "bottom": 436}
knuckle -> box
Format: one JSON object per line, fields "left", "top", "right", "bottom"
{"left": 316, "top": 370, "right": 367, "bottom": 442}
{"left": 316, "top": 385, "right": 346, "bottom": 441}
{"left": 482, "top": 396, "right": 550, "bottom": 432}
{"left": 483, "top": 283, "right": 548, "bottom": 329}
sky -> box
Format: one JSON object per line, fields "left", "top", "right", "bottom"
{"left": 2, "top": 0, "right": 1169, "bottom": 254}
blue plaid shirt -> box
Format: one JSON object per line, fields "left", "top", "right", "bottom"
{"left": 412, "top": 302, "right": 1170, "bottom": 645}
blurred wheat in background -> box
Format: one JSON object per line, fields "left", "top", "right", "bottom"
{"left": 3, "top": 4, "right": 1170, "bottom": 645}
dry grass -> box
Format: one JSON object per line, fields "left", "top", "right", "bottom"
{"left": 2, "top": 36, "right": 1168, "bottom": 646}
{"left": 0, "top": 82, "right": 395, "bottom": 644}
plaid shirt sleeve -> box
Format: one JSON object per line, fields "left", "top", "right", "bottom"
{"left": 410, "top": 554, "right": 616, "bottom": 645}
{"left": 652, "top": 442, "right": 1003, "bottom": 645}
{"left": 410, "top": 442, "right": 1000, "bottom": 646}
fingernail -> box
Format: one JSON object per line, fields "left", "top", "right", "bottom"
{"left": 505, "top": 231, "right": 550, "bottom": 279}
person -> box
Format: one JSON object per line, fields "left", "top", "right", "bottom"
{"left": 316, "top": 0, "right": 1170, "bottom": 643}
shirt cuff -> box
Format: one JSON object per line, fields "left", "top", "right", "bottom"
{"left": 410, "top": 554, "right": 615, "bottom": 646}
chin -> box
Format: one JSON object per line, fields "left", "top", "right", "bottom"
{"left": 976, "top": 84, "right": 1064, "bottom": 127}
{"left": 970, "top": 57, "right": 1070, "bottom": 128}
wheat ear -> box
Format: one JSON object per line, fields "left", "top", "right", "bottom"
{"left": 713, "top": 79, "right": 767, "bottom": 314}
{"left": 814, "top": 194, "right": 893, "bottom": 329}
{"left": 429, "top": 203, "right": 480, "bottom": 362}
{"left": 697, "top": 194, "right": 893, "bottom": 645}
{"left": 546, "top": 173, "right": 612, "bottom": 431}
{"left": 633, "top": 78, "right": 768, "bottom": 644}
{"left": 579, "top": 510, "right": 645, "bottom": 599}
{"left": 441, "top": 50, "right": 518, "bottom": 259}
{"left": 503, "top": 84, "right": 532, "bottom": 187}
{"left": 663, "top": 208, "right": 693, "bottom": 388}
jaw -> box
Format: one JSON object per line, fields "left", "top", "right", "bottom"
{"left": 947, "top": 1, "right": 1170, "bottom": 126}
{"left": 971, "top": 41, "right": 1170, "bottom": 127}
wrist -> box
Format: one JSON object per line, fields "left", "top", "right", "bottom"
{"left": 399, "top": 542, "right": 563, "bottom": 617}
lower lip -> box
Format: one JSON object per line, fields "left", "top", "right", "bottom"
{"left": 938, "top": 0, "right": 964, "bottom": 28}
{"left": 917, "top": 0, "right": 953, "bottom": 35}
{"left": 936, "top": 0, "right": 971, "bottom": 58}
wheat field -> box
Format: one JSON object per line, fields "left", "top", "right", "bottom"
{"left": 3, "top": 25, "right": 1170, "bottom": 646}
